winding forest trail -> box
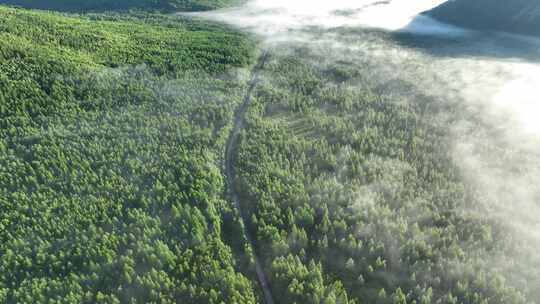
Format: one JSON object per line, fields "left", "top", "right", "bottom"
{"left": 225, "top": 51, "right": 274, "bottom": 304}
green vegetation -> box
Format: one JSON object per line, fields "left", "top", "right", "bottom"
{"left": 233, "top": 45, "right": 535, "bottom": 303}
{"left": 1, "top": 2, "right": 538, "bottom": 304}
{"left": 0, "top": 6, "right": 260, "bottom": 303}
{"left": 0, "top": 0, "right": 240, "bottom": 12}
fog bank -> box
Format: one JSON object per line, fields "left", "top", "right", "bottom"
{"left": 194, "top": 0, "right": 456, "bottom": 35}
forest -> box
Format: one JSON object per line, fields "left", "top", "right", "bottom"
{"left": 1, "top": 1, "right": 539, "bottom": 304}
{"left": 0, "top": 5, "right": 261, "bottom": 303}
{"left": 0, "top": 0, "right": 240, "bottom": 12}
{"left": 425, "top": 0, "right": 540, "bottom": 37}
{"left": 234, "top": 43, "right": 538, "bottom": 304}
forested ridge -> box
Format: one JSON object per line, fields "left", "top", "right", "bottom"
{"left": 1, "top": 1, "right": 539, "bottom": 304}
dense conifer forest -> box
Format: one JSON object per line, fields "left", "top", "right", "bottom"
{"left": 0, "top": 5, "right": 260, "bottom": 303}
{"left": 0, "top": 0, "right": 239, "bottom": 12}
{"left": 1, "top": 1, "right": 539, "bottom": 304}
{"left": 234, "top": 44, "right": 537, "bottom": 304}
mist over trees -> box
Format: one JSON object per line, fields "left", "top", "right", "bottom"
{"left": 425, "top": 0, "right": 540, "bottom": 36}
{"left": 1, "top": 0, "right": 539, "bottom": 303}
{"left": 233, "top": 44, "right": 534, "bottom": 304}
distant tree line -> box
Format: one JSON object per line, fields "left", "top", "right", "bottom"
{"left": 0, "top": 0, "right": 241, "bottom": 12}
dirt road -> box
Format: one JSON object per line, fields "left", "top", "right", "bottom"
{"left": 224, "top": 51, "right": 274, "bottom": 304}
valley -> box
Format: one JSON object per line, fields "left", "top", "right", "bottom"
{"left": 1, "top": 1, "right": 539, "bottom": 303}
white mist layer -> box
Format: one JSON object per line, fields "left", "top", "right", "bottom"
{"left": 194, "top": 0, "right": 460, "bottom": 35}
{"left": 493, "top": 63, "right": 540, "bottom": 135}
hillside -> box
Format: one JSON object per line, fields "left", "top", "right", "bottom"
{"left": 0, "top": 6, "right": 260, "bottom": 303}
{"left": 0, "top": 0, "right": 240, "bottom": 12}
{"left": 425, "top": 0, "right": 540, "bottom": 36}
